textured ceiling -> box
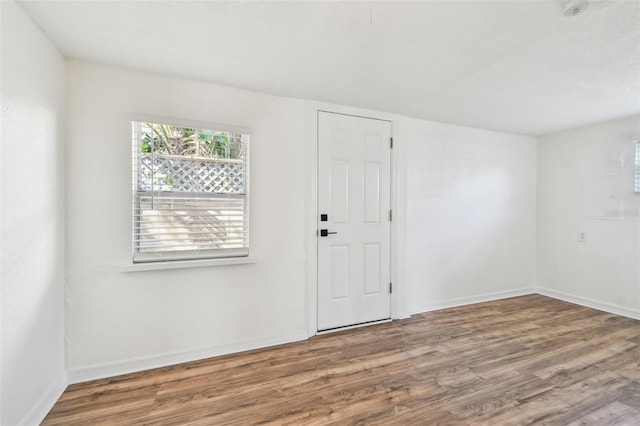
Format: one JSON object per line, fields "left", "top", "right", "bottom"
{"left": 17, "top": 0, "right": 640, "bottom": 136}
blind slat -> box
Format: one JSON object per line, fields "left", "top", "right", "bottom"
{"left": 135, "top": 235, "right": 248, "bottom": 241}
{"left": 134, "top": 248, "right": 249, "bottom": 263}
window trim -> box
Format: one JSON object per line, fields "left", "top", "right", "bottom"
{"left": 120, "top": 256, "right": 257, "bottom": 273}
{"left": 128, "top": 114, "right": 252, "bottom": 140}
{"left": 130, "top": 114, "right": 252, "bottom": 264}
{"left": 635, "top": 139, "right": 640, "bottom": 193}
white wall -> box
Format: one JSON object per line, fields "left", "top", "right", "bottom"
{"left": 406, "top": 119, "right": 537, "bottom": 313}
{"left": 537, "top": 115, "right": 640, "bottom": 317}
{"left": 65, "top": 62, "right": 308, "bottom": 380}
{"left": 1, "top": 1, "right": 68, "bottom": 424}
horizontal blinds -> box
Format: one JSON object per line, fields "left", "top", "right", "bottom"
{"left": 636, "top": 141, "right": 640, "bottom": 193}
{"left": 132, "top": 121, "right": 249, "bottom": 263}
{"left": 133, "top": 193, "right": 248, "bottom": 262}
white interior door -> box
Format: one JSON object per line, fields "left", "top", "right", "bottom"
{"left": 317, "top": 111, "right": 392, "bottom": 331}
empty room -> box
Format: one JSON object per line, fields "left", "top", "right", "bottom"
{"left": 2, "top": 0, "right": 639, "bottom": 424}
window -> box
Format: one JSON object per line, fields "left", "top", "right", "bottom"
{"left": 132, "top": 121, "right": 249, "bottom": 263}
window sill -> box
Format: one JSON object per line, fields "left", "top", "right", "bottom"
{"left": 120, "top": 257, "right": 257, "bottom": 272}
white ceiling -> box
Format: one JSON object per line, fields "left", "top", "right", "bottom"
{"left": 17, "top": 0, "right": 640, "bottom": 136}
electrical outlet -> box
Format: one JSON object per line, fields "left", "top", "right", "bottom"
{"left": 578, "top": 232, "right": 588, "bottom": 242}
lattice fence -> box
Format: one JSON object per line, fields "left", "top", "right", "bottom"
{"left": 138, "top": 154, "right": 245, "bottom": 193}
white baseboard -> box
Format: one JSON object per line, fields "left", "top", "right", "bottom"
{"left": 396, "top": 311, "right": 412, "bottom": 320}
{"left": 536, "top": 287, "right": 640, "bottom": 320}
{"left": 408, "top": 287, "right": 535, "bottom": 316}
{"left": 20, "top": 371, "right": 68, "bottom": 426}
{"left": 67, "top": 330, "right": 309, "bottom": 384}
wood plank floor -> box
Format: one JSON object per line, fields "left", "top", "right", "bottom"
{"left": 44, "top": 295, "right": 640, "bottom": 425}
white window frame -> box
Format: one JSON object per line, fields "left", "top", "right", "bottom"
{"left": 635, "top": 139, "right": 640, "bottom": 193}
{"left": 130, "top": 117, "right": 251, "bottom": 264}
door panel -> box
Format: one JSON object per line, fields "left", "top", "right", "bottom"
{"left": 330, "top": 245, "right": 349, "bottom": 300}
{"left": 364, "top": 161, "right": 380, "bottom": 224}
{"left": 330, "top": 160, "right": 349, "bottom": 223}
{"left": 317, "top": 111, "right": 391, "bottom": 331}
{"left": 363, "top": 244, "right": 381, "bottom": 295}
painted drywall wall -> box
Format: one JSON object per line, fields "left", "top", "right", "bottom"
{"left": 537, "top": 115, "right": 640, "bottom": 316}
{"left": 406, "top": 119, "right": 537, "bottom": 313}
{"left": 65, "top": 62, "right": 308, "bottom": 380}
{"left": 0, "top": 1, "right": 68, "bottom": 424}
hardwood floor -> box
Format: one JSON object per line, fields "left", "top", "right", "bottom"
{"left": 44, "top": 295, "right": 640, "bottom": 425}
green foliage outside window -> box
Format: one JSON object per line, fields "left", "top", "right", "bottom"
{"left": 141, "top": 123, "right": 242, "bottom": 159}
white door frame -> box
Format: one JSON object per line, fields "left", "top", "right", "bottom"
{"left": 305, "top": 101, "right": 408, "bottom": 337}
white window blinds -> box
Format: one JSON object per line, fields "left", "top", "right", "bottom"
{"left": 132, "top": 121, "right": 249, "bottom": 263}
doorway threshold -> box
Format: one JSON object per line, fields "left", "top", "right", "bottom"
{"left": 316, "top": 318, "right": 391, "bottom": 335}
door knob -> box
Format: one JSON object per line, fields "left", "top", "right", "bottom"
{"left": 320, "top": 229, "right": 338, "bottom": 237}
